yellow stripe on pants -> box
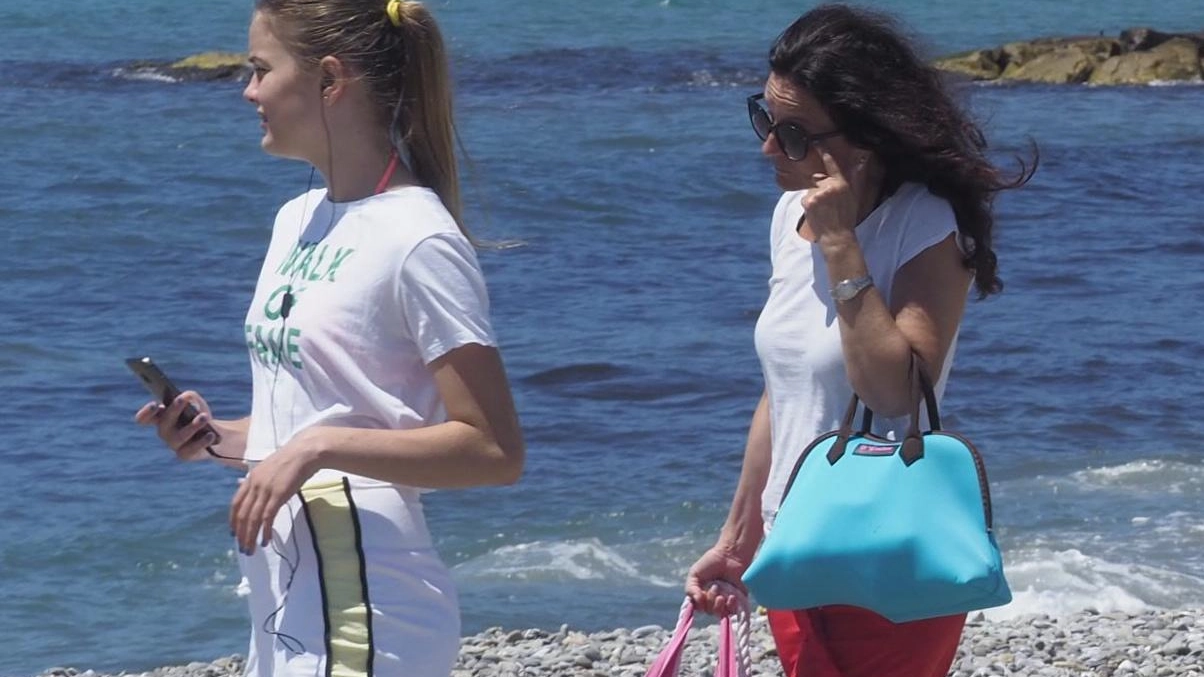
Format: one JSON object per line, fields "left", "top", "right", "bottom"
{"left": 300, "top": 478, "right": 373, "bottom": 677}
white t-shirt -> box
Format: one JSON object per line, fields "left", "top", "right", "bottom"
{"left": 754, "top": 182, "right": 960, "bottom": 528}
{"left": 242, "top": 187, "right": 495, "bottom": 485}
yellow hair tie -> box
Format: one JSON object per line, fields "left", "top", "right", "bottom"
{"left": 385, "top": 0, "right": 404, "bottom": 27}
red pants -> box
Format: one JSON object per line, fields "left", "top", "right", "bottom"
{"left": 766, "top": 606, "right": 965, "bottom": 677}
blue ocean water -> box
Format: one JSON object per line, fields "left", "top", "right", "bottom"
{"left": 2, "top": 0, "right": 1203, "bottom": 674}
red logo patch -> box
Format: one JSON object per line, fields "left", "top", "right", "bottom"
{"left": 853, "top": 443, "right": 897, "bottom": 457}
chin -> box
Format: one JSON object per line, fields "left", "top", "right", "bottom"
{"left": 774, "top": 173, "right": 810, "bottom": 192}
{"left": 259, "top": 136, "right": 294, "bottom": 160}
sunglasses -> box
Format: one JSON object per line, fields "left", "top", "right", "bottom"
{"left": 747, "top": 93, "right": 842, "bottom": 162}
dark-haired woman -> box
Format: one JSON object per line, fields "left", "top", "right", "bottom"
{"left": 684, "top": 4, "right": 1032, "bottom": 676}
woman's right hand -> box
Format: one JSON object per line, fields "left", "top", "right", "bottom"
{"left": 134, "top": 391, "right": 218, "bottom": 461}
{"left": 685, "top": 544, "right": 752, "bottom": 616}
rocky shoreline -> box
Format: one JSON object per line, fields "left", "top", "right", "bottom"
{"left": 933, "top": 27, "right": 1204, "bottom": 85}
{"left": 119, "top": 26, "right": 1203, "bottom": 87}
{"left": 31, "top": 607, "right": 1204, "bottom": 677}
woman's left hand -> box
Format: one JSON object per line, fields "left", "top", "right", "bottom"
{"left": 230, "top": 429, "right": 322, "bottom": 555}
{"left": 801, "top": 146, "right": 874, "bottom": 241}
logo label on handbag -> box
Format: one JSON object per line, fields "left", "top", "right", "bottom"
{"left": 853, "top": 443, "right": 897, "bottom": 457}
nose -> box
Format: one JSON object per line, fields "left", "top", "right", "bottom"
{"left": 761, "top": 133, "right": 781, "bottom": 159}
{"left": 242, "top": 78, "right": 257, "bottom": 105}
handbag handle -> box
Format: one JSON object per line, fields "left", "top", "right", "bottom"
{"left": 827, "top": 353, "right": 941, "bottom": 467}
{"left": 644, "top": 587, "right": 751, "bottom": 677}
{"left": 642, "top": 597, "right": 695, "bottom": 677}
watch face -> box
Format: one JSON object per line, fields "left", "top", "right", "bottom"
{"left": 833, "top": 277, "right": 872, "bottom": 302}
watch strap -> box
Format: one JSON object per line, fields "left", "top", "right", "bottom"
{"left": 831, "top": 275, "right": 874, "bottom": 303}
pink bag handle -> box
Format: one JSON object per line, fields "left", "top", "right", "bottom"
{"left": 643, "top": 597, "right": 696, "bottom": 677}
{"left": 645, "top": 587, "right": 751, "bottom": 677}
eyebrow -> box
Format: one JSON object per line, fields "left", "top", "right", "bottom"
{"left": 764, "top": 92, "right": 822, "bottom": 130}
{"left": 248, "top": 56, "right": 269, "bottom": 68}
{"left": 769, "top": 104, "right": 820, "bottom": 131}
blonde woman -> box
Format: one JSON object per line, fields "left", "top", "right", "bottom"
{"left": 134, "top": 2, "right": 524, "bottom": 675}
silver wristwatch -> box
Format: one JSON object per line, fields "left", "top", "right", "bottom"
{"left": 830, "top": 275, "right": 874, "bottom": 303}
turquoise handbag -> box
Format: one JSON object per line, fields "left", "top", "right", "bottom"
{"left": 741, "top": 360, "right": 1011, "bottom": 623}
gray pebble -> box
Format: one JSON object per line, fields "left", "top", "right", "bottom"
{"left": 28, "top": 608, "right": 1204, "bottom": 677}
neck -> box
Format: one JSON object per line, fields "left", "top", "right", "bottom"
{"left": 855, "top": 162, "right": 887, "bottom": 223}
{"left": 317, "top": 128, "right": 415, "bottom": 202}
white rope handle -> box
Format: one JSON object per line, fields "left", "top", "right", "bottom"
{"left": 708, "top": 581, "right": 753, "bottom": 677}
{"left": 733, "top": 600, "right": 753, "bottom": 677}
{"left": 647, "top": 586, "right": 752, "bottom": 677}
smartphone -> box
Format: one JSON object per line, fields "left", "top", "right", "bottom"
{"left": 126, "top": 356, "right": 223, "bottom": 449}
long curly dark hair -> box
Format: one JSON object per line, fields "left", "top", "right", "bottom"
{"left": 770, "top": 4, "right": 1036, "bottom": 298}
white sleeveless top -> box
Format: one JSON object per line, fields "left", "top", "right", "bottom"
{"left": 754, "top": 182, "right": 961, "bottom": 527}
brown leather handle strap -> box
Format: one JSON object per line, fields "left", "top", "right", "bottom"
{"left": 900, "top": 356, "right": 925, "bottom": 465}
{"left": 912, "top": 354, "right": 941, "bottom": 430}
{"left": 826, "top": 395, "right": 860, "bottom": 464}
{"left": 831, "top": 352, "right": 943, "bottom": 466}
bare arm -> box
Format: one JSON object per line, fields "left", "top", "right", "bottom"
{"left": 296, "top": 343, "right": 524, "bottom": 487}
{"left": 230, "top": 342, "right": 525, "bottom": 552}
{"left": 686, "top": 391, "right": 772, "bottom": 615}
{"left": 135, "top": 394, "right": 251, "bottom": 470}
{"left": 803, "top": 146, "right": 971, "bottom": 417}
{"left": 716, "top": 391, "right": 772, "bottom": 559}
{"left": 207, "top": 415, "right": 252, "bottom": 469}
{"left": 820, "top": 232, "right": 971, "bottom": 416}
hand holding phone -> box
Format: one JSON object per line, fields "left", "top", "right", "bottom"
{"left": 127, "top": 356, "right": 223, "bottom": 457}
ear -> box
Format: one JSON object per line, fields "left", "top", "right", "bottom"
{"left": 317, "top": 56, "right": 348, "bottom": 101}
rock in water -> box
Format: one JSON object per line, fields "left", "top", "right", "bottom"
{"left": 1088, "top": 38, "right": 1203, "bottom": 85}
{"left": 933, "top": 28, "right": 1203, "bottom": 86}
{"left": 168, "top": 52, "right": 250, "bottom": 82}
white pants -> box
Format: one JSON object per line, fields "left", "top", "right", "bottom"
{"left": 238, "top": 477, "right": 459, "bottom": 677}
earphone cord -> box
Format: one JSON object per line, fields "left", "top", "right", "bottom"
{"left": 204, "top": 164, "right": 315, "bottom": 464}
{"left": 269, "top": 166, "right": 316, "bottom": 457}
{"left": 251, "top": 167, "right": 315, "bottom": 656}
{"left": 260, "top": 501, "right": 307, "bottom": 655}
{"left": 251, "top": 116, "right": 398, "bottom": 656}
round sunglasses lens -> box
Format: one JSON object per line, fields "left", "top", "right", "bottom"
{"left": 778, "top": 126, "right": 809, "bottom": 161}
{"left": 750, "top": 107, "right": 771, "bottom": 141}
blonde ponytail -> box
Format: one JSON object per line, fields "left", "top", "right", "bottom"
{"left": 391, "top": 2, "right": 464, "bottom": 234}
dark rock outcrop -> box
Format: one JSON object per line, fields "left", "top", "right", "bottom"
{"left": 121, "top": 51, "right": 251, "bottom": 82}
{"left": 167, "top": 52, "right": 252, "bottom": 81}
{"left": 1089, "top": 37, "right": 1203, "bottom": 85}
{"left": 935, "top": 27, "right": 1203, "bottom": 85}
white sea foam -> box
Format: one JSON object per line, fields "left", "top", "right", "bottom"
{"left": 1069, "top": 458, "right": 1204, "bottom": 494}
{"left": 987, "top": 547, "right": 1204, "bottom": 620}
{"left": 1147, "top": 78, "right": 1204, "bottom": 87}
{"left": 111, "top": 67, "right": 179, "bottom": 84}
{"left": 453, "top": 538, "right": 679, "bottom": 588}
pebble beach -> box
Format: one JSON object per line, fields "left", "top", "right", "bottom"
{"left": 32, "top": 608, "right": 1204, "bottom": 677}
